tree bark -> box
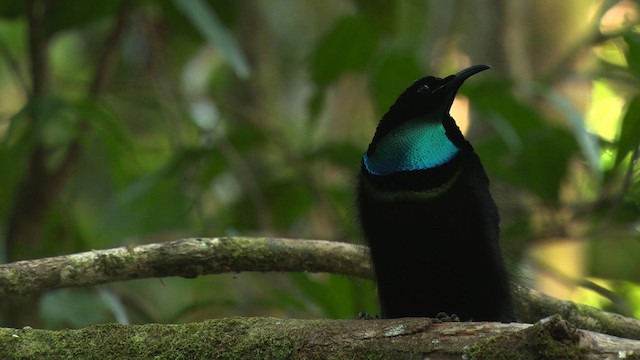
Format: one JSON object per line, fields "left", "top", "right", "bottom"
{"left": 0, "top": 237, "right": 369, "bottom": 297}
{"left": 2, "top": 315, "right": 638, "bottom": 359}
{"left": 1, "top": 237, "right": 639, "bottom": 341}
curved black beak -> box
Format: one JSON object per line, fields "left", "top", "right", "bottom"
{"left": 444, "top": 64, "right": 490, "bottom": 93}
{"left": 438, "top": 64, "right": 490, "bottom": 112}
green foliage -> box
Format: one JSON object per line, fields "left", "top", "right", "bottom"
{"left": 624, "top": 32, "right": 640, "bottom": 78}
{"left": 468, "top": 80, "right": 579, "bottom": 203}
{"left": 275, "top": 274, "right": 376, "bottom": 319}
{"left": 1, "top": 0, "right": 640, "bottom": 327}
{"left": 40, "top": 288, "right": 124, "bottom": 328}
{"left": 370, "top": 53, "right": 423, "bottom": 115}
{"left": 43, "top": 0, "right": 123, "bottom": 36}
{"left": 311, "top": 15, "right": 379, "bottom": 87}
{"left": 309, "top": 14, "right": 380, "bottom": 115}
{"left": 173, "top": 0, "right": 249, "bottom": 78}
{"left": 615, "top": 95, "right": 640, "bottom": 167}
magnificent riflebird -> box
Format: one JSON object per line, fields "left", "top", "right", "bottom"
{"left": 357, "top": 65, "right": 514, "bottom": 322}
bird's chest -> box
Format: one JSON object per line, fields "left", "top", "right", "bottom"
{"left": 391, "top": 193, "right": 471, "bottom": 240}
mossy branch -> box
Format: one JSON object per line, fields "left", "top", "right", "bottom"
{"left": 1, "top": 236, "right": 639, "bottom": 340}
{"left": 3, "top": 315, "right": 640, "bottom": 359}
{"left": 0, "top": 237, "right": 370, "bottom": 296}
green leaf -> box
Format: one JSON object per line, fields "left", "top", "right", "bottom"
{"left": 97, "top": 287, "right": 130, "bottom": 324}
{"left": 370, "top": 53, "right": 422, "bottom": 115}
{"left": 308, "top": 15, "right": 380, "bottom": 118}
{"left": 465, "top": 79, "right": 542, "bottom": 135}
{"left": 588, "top": 236, "right": 640, "bottom": 282}
{"left": 0, "top": 1, "right": 23, "bottom": 19}
{"left": 468, "top": 80, "right": 579, "bottom": 202}
{"left": 515, "top": 128, "right": 577, "bottom": 202}
{"left": 79, "top": 99, "right": 133, "bottom": 145}
{"left": 627, "top": 171, "right": 640, "bottom": 204}
{"left": 353, "top": 0, "right": 399, "bottom": 35}
{"left": 624, "top": 32, "right": 640, "bottom": 77}
{"left": 41, "top": 289, "right": 115, "bottom": 328}
{"left": 544, "top": 88, "right": 601, "bottom": 177}
{"left": 614, "top": 95, "right": 640, "bottom": 166}
{"left": 174, "top": 0, "right": 249, "bottom": 78}
{"left": 310, "top": 141, "right": 362, "bottom": 170}
{"left": 477, "top": 127, "right": 577, "bottom": 203}
{"left": 101, "top": 171, "right": 192, "bottom": 239}
{"left": 0, "top": 109, "right": 33, "bottom": 222}
{"left": 611, "top": 281, "right": 640, "bottom": 318}
{"left": 44, "top": 0, "right": 123, "bottom": 36}
{"left": 310, "top": 15, "right": 379, "bottom": 88}
{"left": 287, "top": 273, "right": 376, "bottom": 319}
{"left": 2, "top": 97, "right": 82, "bottom": 172}
{"left": 266, "top": 179, "right": 314, "bottom": 231}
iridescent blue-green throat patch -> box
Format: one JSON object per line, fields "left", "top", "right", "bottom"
{"left": 363, "top": 120, "right": 459, "bottom": 175}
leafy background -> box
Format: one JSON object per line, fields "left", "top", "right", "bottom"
{"left": 0, "top": 0, "right": 639, "bottom": 328}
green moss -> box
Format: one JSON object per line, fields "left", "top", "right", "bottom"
{"left": 1, "top": 318, "right": 303, "bottom": 359}
{"left": 466, "top": 320, "right": 586, "bottom": 360}
{"left": 525, "top": 321, "right": 584, "bottom": 360}
{"left": 466, "top": 331, "right": 527, "bottom": 360}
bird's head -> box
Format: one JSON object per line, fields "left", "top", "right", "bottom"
{"left": 363, "top": 65, "right": 489, "bottom": 176}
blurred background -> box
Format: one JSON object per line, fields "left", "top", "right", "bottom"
{"left": 0, "top": 0, "right": 639, "bottom": 329}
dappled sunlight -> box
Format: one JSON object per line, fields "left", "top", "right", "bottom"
{"left": 0, "top": 0, "right": 639, "bottom": 330}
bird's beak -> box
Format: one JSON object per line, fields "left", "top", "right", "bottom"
{"left": 448, "top": 64, "right": 490, "bottom": 90}
{"left": 440, "top": 64, "right": 490, "bottom": 111}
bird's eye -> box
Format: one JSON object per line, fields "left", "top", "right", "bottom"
{"left": 417, "top": 84, "right": 430, "bottom": 94}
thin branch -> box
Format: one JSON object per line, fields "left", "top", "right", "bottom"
{"left": 26, "top": 0, "right": 48, "bottom": 99}
{"left": 89, "top": 2, "right": 129, "bottom": 97}
{"left": 6, "top": 0, "right": 55, "bottom": 259}
{"left": 0, "top": 237, "right": 371, "bottom": 296}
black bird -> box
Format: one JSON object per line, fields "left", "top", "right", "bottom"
{"left": 357, "top": 65, "right": 514, "bottom": 322}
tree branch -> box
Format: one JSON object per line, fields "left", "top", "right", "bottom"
{"left": 26, "top": 0, "right": 48, "bottom": 99}
{"left": 0, "top": 237, "right": 370, "bottom": 296}
{"left": 1, "top": 237, "right": 639, "bottom": 340}
{"left": 514, "top": 283, "right": 640, "bottom": 341}
{"left": 2, "top": 315, "right": 639, "bottom": 358}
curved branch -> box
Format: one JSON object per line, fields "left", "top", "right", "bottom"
{"left": 0, "top": 237, "right": 370, "bottom": 296}
{"left": 514, "top": 283, "right": 640, "bottom": 341}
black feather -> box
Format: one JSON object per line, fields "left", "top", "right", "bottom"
{"left": 357, "top": 65, "right": 514, "bottom": 321}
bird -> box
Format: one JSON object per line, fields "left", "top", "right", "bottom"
{"left": 357, "top": 65, "right": 514, "bottom": 322}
